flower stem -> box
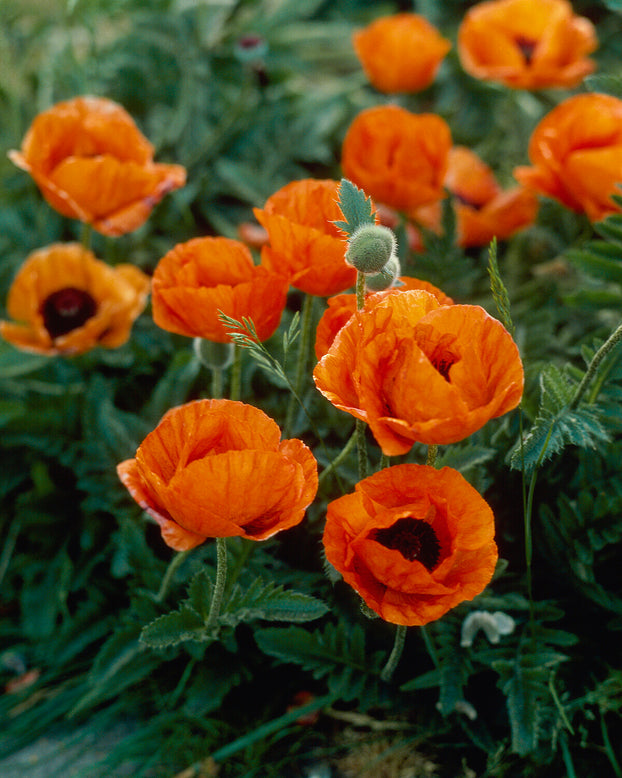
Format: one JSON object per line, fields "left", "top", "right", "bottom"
{"left": 205, "top": 537, "right": 228, "bottom": 632}
{"left": 80, "top": 222, "right": 93, "bottom": 251}
{"left": 156, "top": 549, "right": 192, "bottom": 603}
{"left": 318, "top": 427, "right": 357, "bottom": 485}
{"left": 356, "top": 419, "right": 368, "bottom": 480}
{"left": 354, "top": 271, "right": 369, "bottom": 480}
{"left": 380, "top": 624, "right": 407, "bottom": 682}
{"left": 285, "top": 293, "right": 315, "bottom": 435}
{"left": 356, "top": 270, "right": 366, "bottom": 310}
{"left": 569, "top": 319, "right": 622, "bottom": 410}
{"left": 426, "top": 444, "right": 438, "bottom": 467}
{"left": 229, "top": 345, "right": 242, "bottom": 402}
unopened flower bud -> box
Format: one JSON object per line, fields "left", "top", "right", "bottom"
{"left": 346, "top": 224, "right": 397, "bottom": 274}
{"left": 365, "top": 253, "right": 401, "bottom": 292}
{"left": 193, "top": 337, "right": 234, "bottom": 370}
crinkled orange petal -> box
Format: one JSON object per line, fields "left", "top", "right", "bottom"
{"left": 353, "top": 13, "right": 451, "bottom": 94}
{"left": 514, "top": 93, "right": 622, "bottom": 221}
{"left": 456, "top": 186, "right": 538, "bottom": 247}
{"left": 152, "top": 237, "right": 288, "bottom": 342}
{"left": 118, "top": 399, "right": 318, "bottom": 548}
{"left": 457, "top": 0, "right": 597, "bottom": 89}
{"left": 0, "top": 243, "right": 149, "bottom": 355}
{"left": 9, "top": 95, "right": 186, "bottom": 236}
{"left": 254, "top": 179, "right": 357, "bottom": 297}
{"left": 314, "top": 278, "right": 453, "bottom": 360}
{"left": 323, "top": 464, "right": 498, "bottom": 626}
{"left": 117, "top": 458, "right": 206, "bottom": 551}
{"left": 341, "top": 106, "right": 451, "bottom": 214}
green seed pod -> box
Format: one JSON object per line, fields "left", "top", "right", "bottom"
{"left": 345, "top": 224, "right": 397, "bottom": 274}
{"left": 365, "top": 254, "right": 401, "bottom": 292}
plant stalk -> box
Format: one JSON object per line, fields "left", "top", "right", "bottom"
{"left": 205, "top": 537, "right": 228, "bottom": 632}
{"left": 381, "top": 624, "right": 407, "bottom": 682}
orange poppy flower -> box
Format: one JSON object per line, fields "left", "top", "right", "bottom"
{"left": 514, "top": 93, "right": 622, "bottom": 222}
{"left": 313, "top": 290, "right": 523, "bottom": 454}
{"left": 457, "top": 0, "right": 597, "bottom": 90}
{"left": 0, "top": 243, "right": 149, "bottom": 355}
{"left": 353, "top": 13, "right": 451, "bottom": 94}
{"left": 117, "top": 399, "right": 318, "bottom": 550}
{"left": 8, "top": 95, "right": 186, "bottom": 236}
{"left": 323, "top": 464, "right": 498, "bottom": 626}
{"left": 314, "top": 277, "right": 454, "bottom": 361}
{"left": 151, "top": 237, "right": 288, "bottom": 343}
{"left": 341, "top": 106, "right": 451, "bottom": 217}
{"left": 253, "top": 179, "right": 357, "bottom": 297}
{"left": 412, "top": 146, "right": 538, "bottom": 248}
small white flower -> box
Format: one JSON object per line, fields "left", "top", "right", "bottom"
{"left": 460, "top": 610, "right": 516, "bottom": 647}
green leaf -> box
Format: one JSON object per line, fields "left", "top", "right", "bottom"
{"left": 254, "top": 622, "right": 384, "bottom": 703}
{"left": 487, "top": 237, "right": 514, "bottom": 334}
{"left": 220, "top": 577, "right": 329, "bottom": 626}
{"left": 334, "top": 178, "right": 376, "bottom": 237}
{"left": 585, "top": 72, "right": 622, "bottom": 95}
{"left": 140, "top": 605, "right": 208, "bottom": 648}
{"left": 510, "top": 365, "right": 609, "bottom": 472}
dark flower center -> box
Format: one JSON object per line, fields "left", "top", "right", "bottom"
{"left": 414, "top": 326, "right": 460, "bottom": 382}
{"left": 453, "top": 192, "right": 483, "bottom": 210}
{"left": 514, "top": 35, "right": 537, "bottom": 65}
{"left": 41, "top": 287, "right": 97, "bottom": 338}
{"left": 370, "top": 517, "right": 441, "bottom": 570}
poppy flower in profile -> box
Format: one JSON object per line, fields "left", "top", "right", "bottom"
{"left": 514, "top": 93, "right": 622, "bottom": 223}
{"left": 412, "top": 146, "right": 538, "bottom": 248}
{"left": 117, "top": 399, "right": 318, "bottom": 550}
{"left": 314, "top": 277, "right": 454, "bottom": 361}
{"left": 253, "top": 179, "right": 357, "bottom": 297}
{"left": 313, "top": 290, "right": 523, "bottom": 455}
{"left": 151, "top": 237, "right": 288, "bottom": 343}
{"left": 8, "top": 96, "right": 186, "bottom": 236}
{"left": 457, "top": 0, "right": 597, "bottom": 90}
{"left": 0, "top": 243, "right": 149, "bottom": 355}
{"left": 341, "top": 106, "right": 451, "bottom": 217}
{"left": 324, "top": 464, "right": 498, "bottom": 626}
{"left": 353, "top": 13, "right": 451, "bottom": 94}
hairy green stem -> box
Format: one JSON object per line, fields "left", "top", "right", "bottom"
{"left": 285, "top": 294, "right": 315, "bottom": 435}
{"left": 156, "top": 549, "right": 192, "bottom": 603}
{"left": 319, "top": 428, "right": 358, "bottom": 485}
{"left": 205, "top": 538, "right": 228, "bottom": 632}
{"left": 569, "top": 319, "right": 622, "bottom": 410}
{"left": 355, "top": 271, "right": 369, "bottom": 480}
{"left": 381, "top": 624, "right": 408, "bottom": 682}
{"left": 211, "top": 367, "right": 223, "bottom": 399}
{"left": 229, "top": 345, "right": 242, "bottom": 402}
{"left": 80, "top": 222, "right": 92, "bottom": 251}
{"left": 426, "top": 444, "right": 438, "bottom": 467}
{"left": 356, "top": 270, "right": 366, "bottom": 310}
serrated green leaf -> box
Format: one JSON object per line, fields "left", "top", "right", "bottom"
{"left": 219, "top": 577, "right": 328, "bottom": 626}
{"left": 510, "top": 365, "right": 609, "bottom": 472}
{"left": 187, "top": 568, "right": 214, "bottom": 620}
{"left": 140, "top": 605, "right": 208, "bottom": 648}
{"left": 567, "top": 243, "right": 622, "bottom": 284}
{"left": 335, "top": 178, "right": 376, "bottom": 238}
{"left": 254, "top": 622, "right": 382, "bottom": 702}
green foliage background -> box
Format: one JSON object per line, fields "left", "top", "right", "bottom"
{"left": 1, "top": 0, "right": 622, "bottom": 776}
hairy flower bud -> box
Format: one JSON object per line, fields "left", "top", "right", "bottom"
{"left": 365, "top": 253, "right": 401, "bottom": 292}
{"left": 345, "top": 224, "right": 397, "bottom": 274}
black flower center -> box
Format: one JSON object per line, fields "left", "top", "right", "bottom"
{"left": 41, "top": 287, "right": 97, "bottom": 338}
{"left": 370, "top": 517, "right": 441, "bottom": 570}
{"left": 414, "top": 326, "right": 461, "bottom": 382}
{"left": 514, "top": 35, "right": 537, "bottom": 65}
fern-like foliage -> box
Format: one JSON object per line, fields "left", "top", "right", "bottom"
{"left": 510, "top": 364, "right": 609, "bottom": 473}
{"left": 140, "top": 568, "right": 328, "bottom": 649}
{"left": 254, "top": 621, "right": 386, "bottom": 707}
